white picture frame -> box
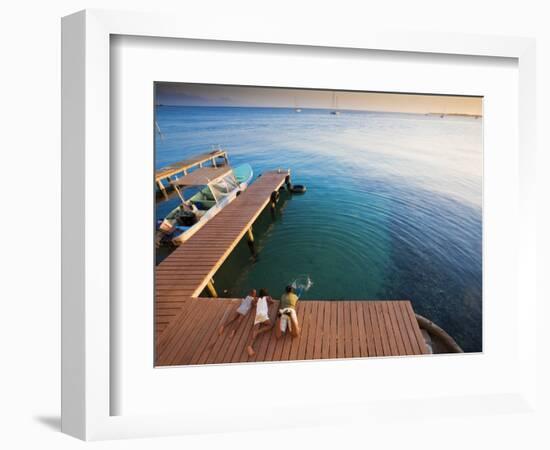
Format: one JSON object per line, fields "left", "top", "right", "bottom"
{"left": 61, "top": 9, "right": 537, "bottom": 441}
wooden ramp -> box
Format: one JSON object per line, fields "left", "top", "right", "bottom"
{"left": 156, "top": 170, "right": 290, "bottom": 334}
{"left": 156, "top": 298, "right": 428, "bottom": 366}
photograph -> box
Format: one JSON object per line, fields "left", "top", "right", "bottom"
{"left": 154, "top": 83, "right": 483, "bottom": 366}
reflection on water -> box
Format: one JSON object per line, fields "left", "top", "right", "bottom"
{"left": 155, "top": 106, "right": 482, "bottom": 352}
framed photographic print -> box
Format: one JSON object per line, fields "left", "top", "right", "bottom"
{"left": 153, "top": 83, "right": 478, "bottom": 366}
{"left": 61, "top": 9, "right": 537, "bottom": 441}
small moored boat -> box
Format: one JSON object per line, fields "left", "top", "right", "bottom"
{"left": 156, "top": 163, "right": 253, "bottom": 246}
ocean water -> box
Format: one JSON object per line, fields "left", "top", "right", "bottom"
{"left": 155, "top": 106, "right": 482, "bottom": 352}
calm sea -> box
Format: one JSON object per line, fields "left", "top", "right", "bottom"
{"left": 155, "top": 106, "right": 483, "bottom": 352}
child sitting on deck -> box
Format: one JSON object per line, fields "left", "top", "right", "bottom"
{"left": 219, "top": 289, "right": 257, "bottom": 338}
{"left": 246, "top": 288, "right": 275, "bottom": 357}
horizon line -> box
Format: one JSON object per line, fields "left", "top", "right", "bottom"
{"left": 155, "top": 104, "right": 483, "bottom": 117}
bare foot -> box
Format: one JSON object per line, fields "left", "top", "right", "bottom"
{"left": 229, "top": 329, "right": 236, "bottom": 339}
{"left": 218, "top": 325, "right": 224, "bottom": 335}
{"left": 247, "top": 346, "right": 256, "bottom": 357}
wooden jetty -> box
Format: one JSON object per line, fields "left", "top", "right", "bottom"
{"left": 155, "top": 169, "right": 428, "bottom": 366}
{"left": 155, "top": 149, "right": 228, "bottom": 194}
{"left": 156, "top": 298, "right": 427, "bottom": 366}
{"left": 156, "top": 170, "right": 290, "bottom": 322}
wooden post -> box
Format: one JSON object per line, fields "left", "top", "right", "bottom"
{"left": 174, "top": 184, "right": 185, "bottom": 204}
{"left": 207, "top": 279, "right": 218, "bottom": 297}
{"left": 246, "top": 227, "right": 256, "bottom": 258}
{"left": 270, "top": 190, "right": 279, "bottom": 218}
{"left": 157, "top": 179, "right": 167, "bottom": 195}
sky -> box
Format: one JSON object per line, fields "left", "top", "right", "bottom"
{"left": 155, "top": 83, "right": 482, "bottom": 115}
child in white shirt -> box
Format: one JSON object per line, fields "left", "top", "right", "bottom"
{"left": 246, "top": 288, "right": 275, "bottom": 356}
{"left": 218, "top": 289, "right": 256, "bottom": 338}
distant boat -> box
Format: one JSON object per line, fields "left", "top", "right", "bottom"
{"left": 330, "top": 92, "right": 340, "bottom": 115}
{"left": 294, "top": 96, "right": 301, "bottom": 113}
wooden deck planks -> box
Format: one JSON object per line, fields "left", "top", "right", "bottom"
{"left": 190, "top": 301, "right": 236, "bottom": 365}
{"left": 155, "top": 150, "right": 227, "bottom": 183}
{"left": 159, "top": 300, "right": 210, "bottom": 365}
{"left": 315, "top": 301, "right": 326, "bottom": 359}
{"left": 336, "top": 301, "right": 345, "bottom": 358}
{"left": 347, "top": 302, "right": 357, "bottom": 357}
{"left": 296, "top": 302, "right": 312, "bottom": 361}
{"left": 354, "top": 301, "right": 369, "bottom": 357}
{"left": 381, "top": 302, "right": 399, "bottom": 356}
{"left": 328, "top": 302, "right": 338, "bottom": 359}
{"left": 305, "top": 301, "right": 319, "bottom": 360}
{"left": 402, "top": 301, "right": 429, "bottom": 355}
{"left": 386, "top": 301, "right": 406, "bottom": 355}
{"left": 288, "top": 303, "right": 303, "bottom": 361}
{"left": 156, "top": 299, "right": 426, "bottom": 366}
{"left": 320, "top": 301, "right": 331, "bottom": 359}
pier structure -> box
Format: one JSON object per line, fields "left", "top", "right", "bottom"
{"left": 155, "top": 149, "right": 228, "bottom": 194}
{"left": 156, "top": 298, "right": 427, "bottom": 366}
{"left": 155, "top": 169, "right": 428, "bottom": 365}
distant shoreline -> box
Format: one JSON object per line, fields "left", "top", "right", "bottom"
{"left": 426, "top": 112, "right": 482, "bottom": 118}
{"left": 156, "top": 104, "right": 482, "bottom": 118}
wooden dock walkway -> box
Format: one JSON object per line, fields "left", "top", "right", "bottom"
{"left": 155, "top": 168, "right": 428, "bottom": 365}
{"left": 156, "top": 170, "right": 290, "bottom": 333}
{"left": 156, "top": 298, "right": 428, "bottom": 366}
{"left": 155, "top": 149, "right": 228, "bottom": 193}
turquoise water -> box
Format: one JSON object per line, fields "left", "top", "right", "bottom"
{"left": 155, "top": 106, "right": 482, "bottom": 352}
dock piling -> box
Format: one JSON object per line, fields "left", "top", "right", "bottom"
{"left": 270, "top": 190, "right": 280, "bottom": 218}
{"left": 157, "top": 180, "right": 168, "bottom": 198}
{"left": 246, "top": 227, "right": 256, "bottom": 258}
{"left": 206, "top": 279, "right": 218, "bottom": 297}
